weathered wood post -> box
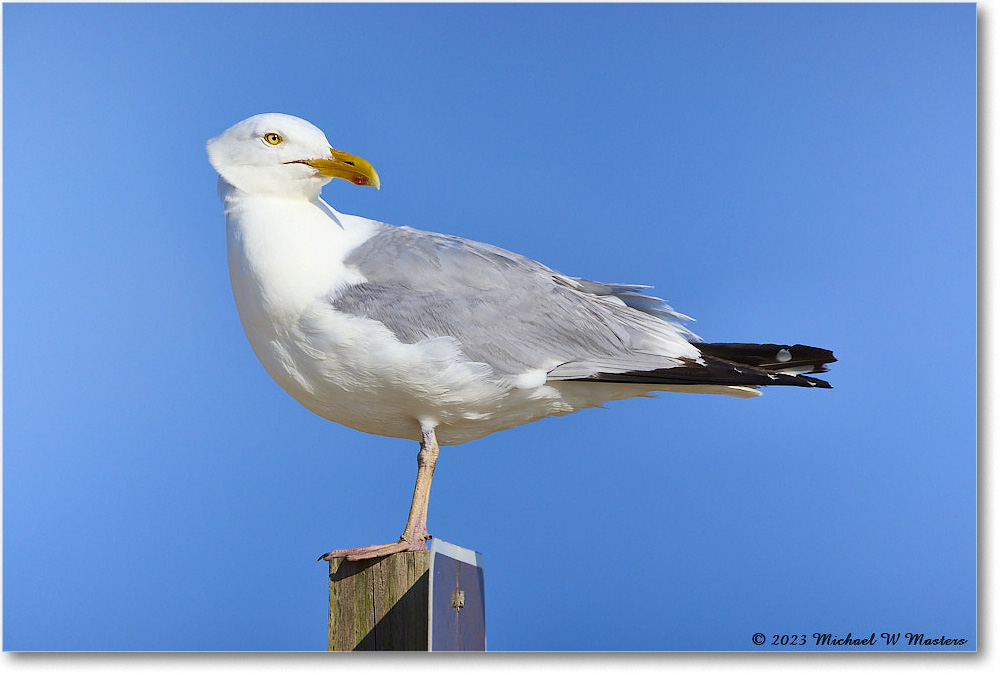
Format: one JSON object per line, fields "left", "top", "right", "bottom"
{"left": 328, "top": 539, "right": 486, "bottom": 651}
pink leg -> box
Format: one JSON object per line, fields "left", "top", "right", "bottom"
{"left": 320, "top": 427, "right": 440, "bottom": 562}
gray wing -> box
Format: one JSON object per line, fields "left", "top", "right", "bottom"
{"left": 327, "top": 224, "right": 702, "bottom": 380}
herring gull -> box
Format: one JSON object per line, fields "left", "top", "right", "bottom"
{"left": 206, "top": 113, "right": 836, "bottom": 561}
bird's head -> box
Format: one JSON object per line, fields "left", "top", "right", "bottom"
{"left": 206, "top": 113, "right": 380, "bottom": 199}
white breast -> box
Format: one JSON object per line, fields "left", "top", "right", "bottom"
{"left": 224, "top": 188, "right": 375, "bottom": 405}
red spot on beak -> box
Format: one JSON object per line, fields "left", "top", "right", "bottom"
{"left": 352, "top": 176, "right": 369, "bottom": 186}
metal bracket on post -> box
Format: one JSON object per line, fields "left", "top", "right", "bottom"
{"left": 427, "top": 539, "right": 486, "bottom": 651}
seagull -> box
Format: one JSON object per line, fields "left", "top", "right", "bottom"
{"left": 207, "top": 113, "right": 835, "bottom": 561}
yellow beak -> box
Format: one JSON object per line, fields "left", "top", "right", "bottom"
{"left": 294, "top": 148, "right": 381, "bottom": 189}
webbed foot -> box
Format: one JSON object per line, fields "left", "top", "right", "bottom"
{"left": 319, "top": 534, "right": 430, "bottom": 562}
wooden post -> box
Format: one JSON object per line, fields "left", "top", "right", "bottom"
{"left": 328, "top": 551, "right": 431, "bottom": 651}
{"left": 328, "top": 540, "right": 486, "bottom": 651}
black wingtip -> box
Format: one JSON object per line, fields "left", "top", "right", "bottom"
{"left": 696, "top": 343, "right": 836, "bottom": 374}
{"left": 575, "top": 342, "right": 836, "bottom": 390}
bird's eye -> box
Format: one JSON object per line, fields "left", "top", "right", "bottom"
{"left": 263, "top": 132, "right": 283, "bottom": 146}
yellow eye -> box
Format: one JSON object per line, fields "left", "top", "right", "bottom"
{"left": 263, "top": 132, "right": 283, "bottom": 145}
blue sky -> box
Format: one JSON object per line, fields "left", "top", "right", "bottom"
{"left": 3, "top": 2, "right": 976, "bottom": 652}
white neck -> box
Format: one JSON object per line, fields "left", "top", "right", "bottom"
{"left": 222, "top": 180, "right": 376, "bottom": 331}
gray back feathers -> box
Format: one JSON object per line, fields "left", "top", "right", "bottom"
{"left": 328, "top": 224, "right": 700, "bottom": 380}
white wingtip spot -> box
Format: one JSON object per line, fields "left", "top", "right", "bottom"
{"left": 776, "top": 348, "right": 792, "bottom": 362}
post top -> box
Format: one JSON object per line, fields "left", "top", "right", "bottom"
{"left": 431, "top": 539, "right": 484, "bottom": 569}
